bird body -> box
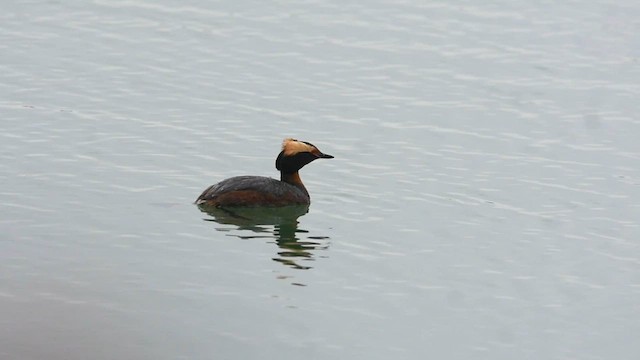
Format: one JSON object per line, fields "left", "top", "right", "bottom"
{"left": 196, "top": 138, "right": 333, "bottom": 207}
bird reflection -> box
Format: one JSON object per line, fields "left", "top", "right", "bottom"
{"left": 197, "top": 204, "right": 329, "bottom": 270}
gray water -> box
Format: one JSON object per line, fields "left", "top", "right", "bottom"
{"left": 2, "top": 1, "right": 640, "bottom": 359}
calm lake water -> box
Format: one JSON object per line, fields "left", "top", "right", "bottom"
{"left": 2, "top": 1, "right": 640, "bottom": 359}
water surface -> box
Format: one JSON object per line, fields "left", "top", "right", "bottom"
{"left": 1, "top": 1, "right": 639, "bottom": 359}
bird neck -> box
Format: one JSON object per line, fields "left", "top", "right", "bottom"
{"left": 280, "top": 171, "right": 308, "bottom": 196}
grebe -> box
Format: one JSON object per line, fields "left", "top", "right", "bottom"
{"left": 195, "top": 138, "right": 333, "bottom": 207}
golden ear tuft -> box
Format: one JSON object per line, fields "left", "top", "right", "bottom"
{"left": 281, "top": 138, "right": 314, "bottom": 156}
{"left": 281, "top": 138, "right": 297, "bottom": 149}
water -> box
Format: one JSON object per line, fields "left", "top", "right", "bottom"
{"left": 2, "top": 1, "right": 640, "bottom": 359}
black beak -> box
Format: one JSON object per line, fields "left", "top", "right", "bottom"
{"left": 318, "top": 152, "right": 334, "bottom": 159}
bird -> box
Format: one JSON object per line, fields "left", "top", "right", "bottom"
{"left": 195, "top": 138, "right": 333, "bottom": 207}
